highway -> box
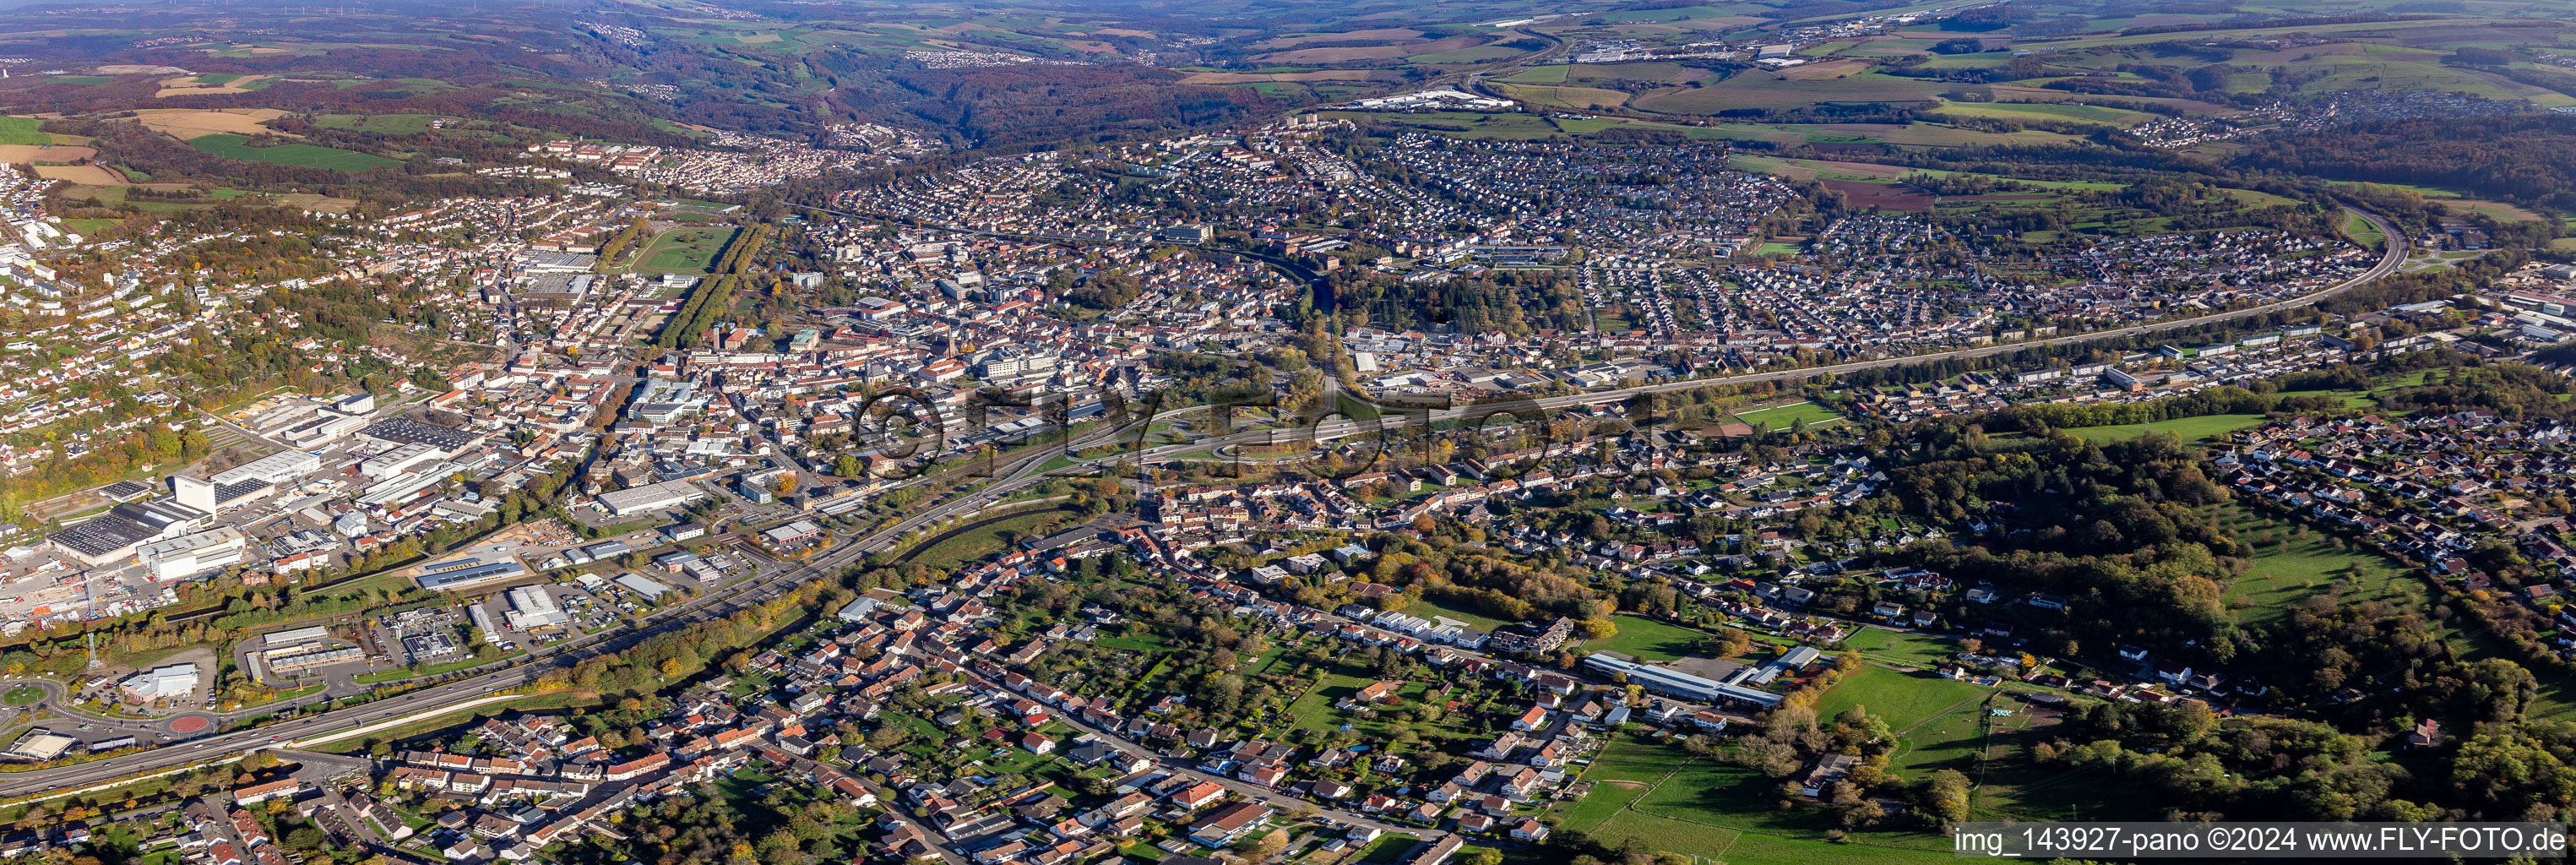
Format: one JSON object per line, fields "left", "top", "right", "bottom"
{"left": 0, "top": 209, "right": 2405, "bottom": 802}
{"left": 0, "top": 403, "right": 1166, "bottom": 800}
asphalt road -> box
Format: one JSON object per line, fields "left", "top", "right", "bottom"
{"left": 0, "top": 210, "right": 2405, "bottom": 800}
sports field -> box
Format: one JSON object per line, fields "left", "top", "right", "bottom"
{"left": 633, "top": 227, "right": 739, "bottom": 275}
{"left": 188, "top": 134, "right": 399, "bottom": 171}
{"left": 2062, "top": 413, "right": 2265, "bottom": 443}
{"left": 1734, "top": 401, "right": 1844, "bottom": 431}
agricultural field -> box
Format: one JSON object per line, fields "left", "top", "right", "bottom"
{"left": 1250, "top": 28, "right": 1428, "bottom": 50}
{"left": 1409, "top": 44, "right": 1528, "bottom": 65}
{"left": 1929, "top": 100, "right": 2159, "bottom": 128}
{"left": 1635, "top": 63, "right": 1950, "bottom": 113}
{"left": 48, "top": 182, "right": 361, "bottom": 215}
{"left": 1550, "top": 116, "right": 1736, "bottom": 140}
{"left": 1175, "top": 69, "right": 1398, "bottom": 86}
{"left": 2431, "top": 198, "right": 2550, "bottom": 223}
{"left": 1726, "top": 154, "right": 1920, "bottom": 182}
{"left": 0, "top": 117, "right": 47, "bottom": 145}
{"left": 1258, "top": 35, "right": 1490, "bottom": 64}
{"left": 1495, "top": 64, "right": 1569, "bottom": 84}
{"left": 30, "top": 165, "right": 122, "bottom": 184}
{"left": 1498, "top": 61, "right": 1705, "bottom": 88}
{"left": 1314, "top": 111, "right": 1569, "bottom": 140}
{"left": 187, "top": 133, "right": 400, "bottom": 171}
{"left": 128, "top": 107, "right": 293, "bottom": 139}
{"left": 1494, "top": 83, "right": 1634, "bottom": 112}
{"left": 313, "top": 113, "right": 450, "bottom": 133}
{"left": 154, "top": 73, "right": 269, "bottom": 97}
{"left": 1465, "top": 9, "right": 2576, "bottom": 157}
{"left": 0, "top": 139, "right": 95, "bottom": 163}
{"left": 1772, "top": 121, "right": 2073, "bottom": 147}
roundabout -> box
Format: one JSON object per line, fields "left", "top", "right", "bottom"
{"left": 0, "top": 678, "right": 229, "bottom": 743}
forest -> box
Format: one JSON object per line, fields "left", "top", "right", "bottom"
{"left": 39, "top": 117, "right": 561, "bottom": 207}
{"left": 1333, "top": 269, "right": 1556, "bottom": 336}
{"left": 2233, "top": 116, "right": 2576, "bottom": 215}
{"left": 873, "top": 64, "right": 1287, "bottom": 151}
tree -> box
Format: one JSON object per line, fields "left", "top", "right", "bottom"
{"left": 1924, "top": 770, "right": 1971, "bottom": 826}
{"left": 1236, "top": 829, "right": 1291, "bottom": 860}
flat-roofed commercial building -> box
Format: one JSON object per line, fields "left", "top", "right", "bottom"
{"left": 50, "top": 498, "right": 212, "bottom": 566}
{"left": 264, "top": 625, "right": 331, "bottom": 649}
{"left": 761, "top": 520, "right": 823, "bottom": 547}
{"left": 598, "top": 481, "right": 706, "bottom": 516}
{"left": 120, "top": 663, "right": 199, "bottom": 699}
{"left": 1584, "top": 653, "right": 1783, "bottom": 709}
{"left": 615, "top": 572, "right": 671, "bottom": 599}
{"left": 265, "top": 645, "right": 363, "bottom": 674}
{"left": 358, "top": 462, "right": 460, "bottom": 507}
{"left": 281, "top": 413, "right": 368, "bottom": 447}
{"left": 356, "top": 418, "right": 480, "bottom": 453}
{"left": 360, "top": 443, "right": 443, "bottom": 478}
{"left": 3, "top": 731, "right": 74, "bottom": 762}
{"left": 210, "top": 450, "right": 323, "bottom": 486}
{"left": 416, "top": 558, "right": 529, "bottom": 591}
{"left": 504, "top": 585, "right": 570, "bottom": 630}
{"left": 137, "top": 526, "right": 247, "bottom": 582}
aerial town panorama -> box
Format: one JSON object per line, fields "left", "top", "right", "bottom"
{"left": 0, "top": 0, "right": 2564, "bottom": 862}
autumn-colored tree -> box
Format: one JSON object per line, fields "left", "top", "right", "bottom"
{"left": 1236, "top": 830, "right": 1290, "bottom": 860}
